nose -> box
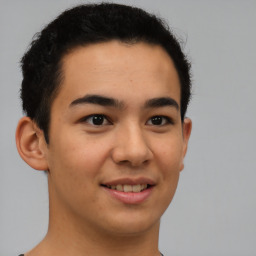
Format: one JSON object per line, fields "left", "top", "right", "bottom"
{"left": 111, "top": 125, "right": 153, "bottom": 167}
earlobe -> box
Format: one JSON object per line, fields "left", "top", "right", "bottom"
{"left": 16, "top": 116, "right": 49, "bottom": 171}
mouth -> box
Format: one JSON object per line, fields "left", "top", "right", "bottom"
{"left": 100, "top": 177, "right": 155, "bottom": 204}
{"left": 101, "top": 184, "right": 151, "bottom": 193}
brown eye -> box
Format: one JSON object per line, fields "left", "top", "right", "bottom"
{"left": 147, "top": 116, "right": 173, "bottom": 126}
{"left": 83, "top": 114, "right": 110, "bottom": 126}
{"left": 151, "top": 116, "right": 163, "bottom": 125}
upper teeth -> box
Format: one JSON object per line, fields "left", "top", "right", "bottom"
{"left": 106, "top": 184, "right": 148, "bottom": 192}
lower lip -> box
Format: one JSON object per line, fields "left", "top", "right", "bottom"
{"left": 103, "top": 186, "right": 153, "bottom": 204}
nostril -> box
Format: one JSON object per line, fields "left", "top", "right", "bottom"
{"left": 111, "top": 138, "right": 153, "bottom": 166}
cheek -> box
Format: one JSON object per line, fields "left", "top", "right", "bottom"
{"left": 153, "top": 135, "right": 184, "bottom": 203}
{"left": 48, "top": 132, "right": 112, "bottom": 186}
{"left": 47, "top": 135, "right": 109, "bottom": 212}
{"left": 154, "top": 136, "right": 184, "bottom": 173}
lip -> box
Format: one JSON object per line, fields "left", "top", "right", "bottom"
{"left": 102, "top": 185, "right": 154, "bottom": 204}
{"left": 101, "top": 177, "right": 155, "bottom": 205}
{"left": 102, "top": 177, "right": 156, "bottom": 186}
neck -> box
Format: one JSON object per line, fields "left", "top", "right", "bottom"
{"left": 48, "top": 224, "right": 160, "bottom": 256}
{"left": 28, "top": 220, "right": 161, "bottom": 256}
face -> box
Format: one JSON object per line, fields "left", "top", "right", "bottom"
{"left": 43, "top": 41, "right": 191, "bottom": 237}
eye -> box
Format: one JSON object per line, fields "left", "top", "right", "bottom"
{"left": 81, "top": 114, "right": 111, "bottom": 126}
{"left": 146, "top": 116, "right": 173, "bottom": 126}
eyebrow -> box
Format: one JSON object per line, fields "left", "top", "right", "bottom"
{"left": 144, "top": 97, "right": 179, "bottom": 110}
{"left": 70, "top": 94, "right": 124, "bottom": 109}
{"left": 70, "top": 94, "right": 179, "bottom": 111}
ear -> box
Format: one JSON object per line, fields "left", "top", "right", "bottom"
{"left": 16, "top": 116, "right": 49, "bottom": 171}
{"left": 180, "top": 117, "right": 192, "bottom": 171}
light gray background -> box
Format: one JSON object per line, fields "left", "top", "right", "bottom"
{"left": 1, "top": 1, "right": 255, "bottom": 255}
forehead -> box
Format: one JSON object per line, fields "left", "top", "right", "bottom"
{"left": 55, "top": 41, "right": 180, "bottom": 107}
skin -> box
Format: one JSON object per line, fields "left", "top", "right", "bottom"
{"left": 16, "top": 41, "right": 192, "bottom": 256}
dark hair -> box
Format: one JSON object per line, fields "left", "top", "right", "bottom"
{"left": 21, "top": 3, "right": 191, "bottom": 143}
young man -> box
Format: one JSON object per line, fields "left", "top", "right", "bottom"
{"left": 16, "top": 3, "right": 192, "bottom": 256}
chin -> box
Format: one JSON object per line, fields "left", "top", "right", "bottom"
{"left": 100, "top": 210, "right": 161, "bottom": 236}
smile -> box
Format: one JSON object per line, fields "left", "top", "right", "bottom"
{"left": 104, "top": 184, "right": 148, "bottom": 193}
{"left": 101, "top": 177, "right": 155, "bottom": 204}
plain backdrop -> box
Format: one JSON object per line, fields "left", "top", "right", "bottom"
{"left": 1, "top": 1, "right": 256, "bottom": 255}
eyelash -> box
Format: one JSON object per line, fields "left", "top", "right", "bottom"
{"left": 146, "top": 116, "right": 174, "bottom": 126}
{"left": 80, "top": 114, "right": 112, "bottom": 126}
{"left": 80, "top": 114, "right": 173, "bottom": 126}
